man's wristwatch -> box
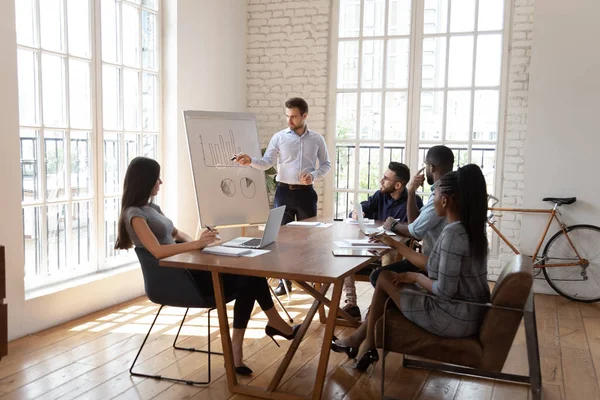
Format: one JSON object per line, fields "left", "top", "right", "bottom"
{"left": 390, "top": 220, "right": 399, "bottom": 232}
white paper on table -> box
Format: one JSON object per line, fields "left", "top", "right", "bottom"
{"left": 240, "top": 249, "right": 271, "bottom": 257}
{"left": 345, "top": 218, "right": 375, "bottom": 225}
{"left": 343, "top": 222, "right": 397, "bottom": 236}
{"left": 202, "top": 246, "right": 252, "bottom": 257}
{"left": 345, "top": 239, "right": 392, "bottom": 247}
{"left": 367, "top": 226, "right": 397, "bottom": 236}
{"left": 333, "top": 240, "right": 390, "bottom": 249}
{"left": 287, "top": 221, "right": 333, "bottom": 228}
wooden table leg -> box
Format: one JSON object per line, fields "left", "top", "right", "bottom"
{"left": 294, "top": 281, "right": 359, "bottom": 327}
{"left": 267, "top": 283, "right": 331, "bottom": 393}
{"left": 314, "top": 283, "right": 327, "bottom": 324}
{"left": 312, "top": 281, "right": 344, "bottom": 400}
{"left": 211, "top": 271, "right": 237, "bottom": 390}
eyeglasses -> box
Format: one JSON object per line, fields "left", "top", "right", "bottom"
{"left": 381, "top": 175, "right": 401, "bottom": 183}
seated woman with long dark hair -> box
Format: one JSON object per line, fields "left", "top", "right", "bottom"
{"left": 115, "top": 157, "right": 298, "bottom": 375}
{"left": 331, "top": 164, "right": 491, "bottom": 372}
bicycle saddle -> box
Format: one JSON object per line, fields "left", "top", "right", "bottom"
{"left": 542, "top": 197, "right": 576, "bottom": 205}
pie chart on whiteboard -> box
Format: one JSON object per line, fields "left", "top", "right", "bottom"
{"left": 240, "top": 177, "right": 256, "bottom": 199}
{"left": 221, "top": 178, "right": 235, "bottom": 197}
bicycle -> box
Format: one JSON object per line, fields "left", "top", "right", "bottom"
{"left": 487, "top": 195, "right": 600, "bottom": 302}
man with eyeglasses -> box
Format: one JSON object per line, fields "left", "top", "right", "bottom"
{"left": 341, "top": 162, "right": 423, "bottom": 319}
{"left": 369, "top": 145, "right": 454, "bottom": 287}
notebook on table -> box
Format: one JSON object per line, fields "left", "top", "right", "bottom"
{"left": 223, "top": 205, "right": 286, "bottom": 249}
{"left": 202, "top": 246, "right": 252, "bottom": 257}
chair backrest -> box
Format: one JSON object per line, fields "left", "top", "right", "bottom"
{"left": 134, "top": 247, "right": 216, "bottom": 308}
{"left": 478, "top": 254, "right": 533, "bottom": 371}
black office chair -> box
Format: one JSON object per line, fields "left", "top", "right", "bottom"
{"left": 130, "top": 247, "right": 235, "bottom": 385}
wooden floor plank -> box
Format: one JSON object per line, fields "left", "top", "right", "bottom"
{"left": 556, "top": 298, "right": 589, "bottom": 351}
{"left": 490, "top": 382, "right": 529, "bottom": 400}
{"left": 559, "top": 348, "right": 600, "bottom": 400}
{"left": 139, "top": 286, "right": 329, "bottom": 400}
{"left": 583, "top": 317, "right": 600, "bottom": 396}
{"left": 4, "top": 297, "right": 146, "bottom": 362}
{"left": 0, "top": 291, "right": 598, "bottom": 400}
{"left": 415, "top": 371, "right": 460, "bottom": 400}
{"left": 380, "top": 361, "right": 430, "bottom": 400}
{"left": 452, "top": 377, "right": 493, "bottom": 400}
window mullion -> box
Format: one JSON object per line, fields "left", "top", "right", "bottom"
{"left": 155, "top": 4, "right": 163, "bottom": 167}
{"left": 378, "top": 0, "right": 390, "bottom": 180}
{"left": 63, "top": 0, "right": 74, "bottom": 265}
{"left": 353, "top": 0, "right": 365, "bottom": 206}
{"left": 407, "top": 0, "right": 424, "bottom": 171}
{"left": 495, "top": 0, "right": 513, "bottom": 191}
{"left": 93, "top": 0, "right": 105, "bottom": 269}
{"left": 138, "top": 3, "right": 143, "bottom": 152}
{"left": 467, "top": 0, "right": 482, "bottom": 164}
{"left": 33, "top": 0, "right": 51, "bottom": 278}
{"left": 118, "top": 0, "right": 126, "bottom": 217}
{"left": 441, "top": 1, "right": 453, "bottom": 144}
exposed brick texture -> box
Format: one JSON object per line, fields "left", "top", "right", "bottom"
{"left": 247, "top": 0, "right": 331, "bottom": 210}
{"left": 487, "top": 0, "right": 535, "bottom": 278}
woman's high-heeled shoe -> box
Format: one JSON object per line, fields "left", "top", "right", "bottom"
{"left": 354, "top": 348, "right": 379, "bottom": 373}
{"left": 235, "top": 365, "right": 253, "bottom": 376}
{"left": 265, "top": 324, "right": 301, "bottom": 347}
{"left": 330, "top": 339, "right": 359, "bottom": 359}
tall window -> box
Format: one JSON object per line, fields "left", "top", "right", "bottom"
{"left": 15, "top": 0, "right": 160, "bottom": 290}
{"left": 333, "top": 0, "right": 505, "bottom": 217}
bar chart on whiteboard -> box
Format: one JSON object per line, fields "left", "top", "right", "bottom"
{"left": 199, "top": 130, "right": 242, "bottom": 167}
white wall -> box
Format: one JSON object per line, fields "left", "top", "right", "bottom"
{"left": 0, "top": 0, "right": 247, "bottom": 340}
{"left": 163, "top": 0, "right": 248, "bottom": 235}
{"left": 522, "top": 0, "right": 600, "bottom": 254}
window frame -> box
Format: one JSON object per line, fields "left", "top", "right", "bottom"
{"left": 326, "top": 0, "right": 511, "bottom": 257}
{"left": 16, "top": 0, "right": 162, "bottom": 291}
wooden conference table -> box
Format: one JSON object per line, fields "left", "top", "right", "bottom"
{"left": 160, "top": 218, "right": 383, "bottom": 400}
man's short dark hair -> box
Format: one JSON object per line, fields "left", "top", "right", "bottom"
{"left": 285, "top": 97, "right": 309, "bottom": 115}
{"left": 426, "top": 145, "right": 454, "bottom": 172}
{"left": 388, "top": 162, "right": 410, "bottom": 184}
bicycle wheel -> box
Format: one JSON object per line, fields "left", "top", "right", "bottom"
{"left": 542, "top": 224, "right": 600, "bottom": 302}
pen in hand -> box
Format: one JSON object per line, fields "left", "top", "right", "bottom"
{"left": 205, "top": 225, "right": 221, "bottom": 240}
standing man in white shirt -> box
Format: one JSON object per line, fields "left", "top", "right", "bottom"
{"left": 235, "top": 97, "right": 331, "bottom": 295}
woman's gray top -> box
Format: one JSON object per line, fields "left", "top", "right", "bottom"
{"left": 124, "top": 203, "right": 176, "bottom": 248}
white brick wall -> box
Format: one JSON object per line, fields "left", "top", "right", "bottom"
{"left": 247, "top": 0, "right": 331, "bottom": 211}
{"left": 247, "top": 0, "right": 535, "bottom": 277}
{"left": 487, "top": 0, "right": 535, "bottom": 278}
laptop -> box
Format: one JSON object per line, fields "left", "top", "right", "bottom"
{"left": 355, "top": 203, "right": 382, "bottom": 236}
{"left": 223, "top": 205, "right": 286, "bottom": 249}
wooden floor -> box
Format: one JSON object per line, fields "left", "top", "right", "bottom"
{"left": 1, "top": 282, "right": 599, "bottom": 400}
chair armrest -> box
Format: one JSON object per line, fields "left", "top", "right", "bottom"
{"left": 391, "top": 287, "right": 532, "bottom": 313}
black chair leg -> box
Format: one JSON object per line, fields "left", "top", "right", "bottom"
{"left": 173, "top": 308, "right": 223, "bottom": 356}
{"left": 130, "top": 305, "right": 222, "bottom": 385}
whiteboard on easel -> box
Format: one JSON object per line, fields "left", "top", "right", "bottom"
{"left": 183, "top": 110, "right": 270, "bottom": 228}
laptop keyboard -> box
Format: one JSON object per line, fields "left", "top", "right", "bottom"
{"left": 242, "top": 238, "right": 262, "bottom": 247}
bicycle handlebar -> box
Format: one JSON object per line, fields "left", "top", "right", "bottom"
{"left": 488, "top": 195, "right": 499, "bottom": 208}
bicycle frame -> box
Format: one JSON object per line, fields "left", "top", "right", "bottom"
{"left": 488, "top": 201, "right": 584, "bottom": 268}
